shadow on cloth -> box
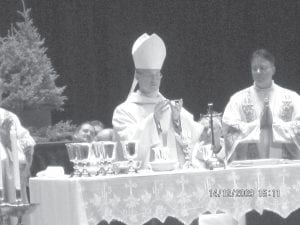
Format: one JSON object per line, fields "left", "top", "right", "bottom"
{"left": 246, "top": 209, "right": 300, "bottom": 225}
{"left": 97, "top": 217, "right": 198, "bottom": 225}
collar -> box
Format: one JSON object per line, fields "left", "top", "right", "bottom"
{"left": 126, "top": 90, "right": 166, "bottom": 104}
{"left": 253, "top": 80, "right": 275, "bottom": 92}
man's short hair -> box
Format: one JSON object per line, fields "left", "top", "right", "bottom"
{"left": 94, "top": 128, "right": 114, "bottom": 141}
{"left": 90, "top": 120, "right": 104, "bottom": 128}
{"left": 74, "top": 121, "right": 92, "bottom": 134}
{"left": 251, "top": 49, "right": 275, "bottom": 66}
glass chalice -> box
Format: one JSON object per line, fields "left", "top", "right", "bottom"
{"left": 66, "top": 143, "right": 80, "bottom": 177}
{"left": 76, "top": 143, "right": 91, "bottom": 176}
{"left": 91, "top": 141, "right": 106, "bottom": 176}
{"left": 102, "top": 141, "right": 117, "bottom": 175}
{"left": 122, "top": 141, "right": 138, "bottom": 174}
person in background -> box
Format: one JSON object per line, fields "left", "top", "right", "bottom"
{"left": 73, "top": 122, "right": 95, "bottom": 142}
{"left": 94, "top": 128, "right": 114, "bottom": 142}
{"left": 222, "top": 49, "right": 300, "bottom": 162}
{"left": 0, "top": 107, "right": 35, "bottom": 225}
{"left": 90, "top": 120, "right": 105, "bottom": 137}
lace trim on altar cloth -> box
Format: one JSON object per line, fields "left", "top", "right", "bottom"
{"left": 78, "top": 165, "right": 300, "bottom": 225}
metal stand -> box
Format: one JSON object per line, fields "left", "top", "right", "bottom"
{"left": 0, "top": 202, "right": 10, "bottom": 225}
{"left": 0, "top": 201, "right": 39, "bottom": 225}
{"left": 206, "top": 153, "right": 225, "bottom": 170}
{"left": 201, "top": 103, "right": 225, "bottom": 170}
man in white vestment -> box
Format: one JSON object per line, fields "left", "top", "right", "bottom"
{"left": 112, "top": 33, "right": 242, "bottom": 225}
{"left": 223, "top": 49, "right": 300, "bottom": 162}
{"left": 0, "top": 107, "right": 35, "bottom": 224}
{"left": 112, "top": 33, "right": 204, "bottom": 167}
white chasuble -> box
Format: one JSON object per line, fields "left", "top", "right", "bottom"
{"left": 113, "top": 91, "right": 203, "bottom": 167}
{"left": 223, "top": 82, "right": 300, "bottom": 161}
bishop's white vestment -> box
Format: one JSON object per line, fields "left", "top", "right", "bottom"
{"left": 112, "top": 91, "right": 203, "bottom": 167}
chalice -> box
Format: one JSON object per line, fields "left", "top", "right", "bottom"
{"left": 91, "top": 141, "right": 106, "bottom": 176}
{"left": 76, "top": 143, "right": 91, "bottom": 176}
{"left": 102, "top": 141, "right": 117, "bottom": 175}
{"left": 122, "top": 141, "right": 138, "bottom": 174}
{"left": 66, "top": 143, "right": 80, "bottom": 177}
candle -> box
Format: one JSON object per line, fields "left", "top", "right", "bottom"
{"left": 10, "top": 125, "right": 21, "bottom": 191}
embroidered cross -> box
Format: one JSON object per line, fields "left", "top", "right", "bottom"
{"left": 100, "top": 182, "right": 112, "bottom": 201}
{"left": 152, "top": 180, "right": 163, "bottom": 199}
{"left": 176, "top": 175, "right": 188, "bottom": 192}
{"left": 125, "top": 179, "right": 137, "bottom": 196}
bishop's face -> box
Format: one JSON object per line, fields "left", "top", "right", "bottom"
{"left": 135, "top": 69, "right": 162, "bottom": 97}
{"left": 251, "top": 56, "right": 275, "bottom": 89}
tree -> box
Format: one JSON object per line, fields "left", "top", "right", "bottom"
{"left": 0, "top": 1, "right": 67, "bottom": 112}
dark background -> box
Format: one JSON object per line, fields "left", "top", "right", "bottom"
{"left": 0, "top": 0, "right": 299, "bottom": 127}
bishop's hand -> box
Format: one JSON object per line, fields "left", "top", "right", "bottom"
{"left": 154, "top": 100, "right": 170, "bottom": 122}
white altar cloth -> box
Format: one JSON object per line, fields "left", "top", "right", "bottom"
{"left": 29, "top": 163, "right": 300, "bottom": 225}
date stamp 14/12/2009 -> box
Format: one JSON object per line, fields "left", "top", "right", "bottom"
{"left": 208, "top": 188, "right": 280, "bottom": 198}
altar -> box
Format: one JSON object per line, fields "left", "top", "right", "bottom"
{"left": 29, "top": 162, "right": 300, "bottom": 225}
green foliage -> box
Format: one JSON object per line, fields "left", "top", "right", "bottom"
{"left": 0, "top": 3, "right": 67, "bottom": 111}
{"left": 28, "top": 120, "right": 78, "bottom": 143}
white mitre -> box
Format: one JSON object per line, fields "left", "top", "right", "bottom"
{"left": 128, "top": 33, "right": 166, "bottom": 94}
